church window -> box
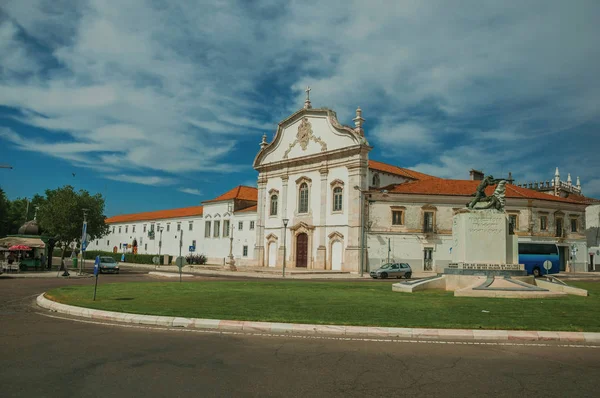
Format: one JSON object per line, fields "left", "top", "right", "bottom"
{"left": 555, "top": 217, "right": 563, "bottom": 237}
{"left": 238, "top": 221, "right": 243, "bottom": 230}
{"left": 223, "top": 220, "right": 230, "bottom": 237}
{"left": 392, "top": 210, "right": 404, "bottom": 225}
{"left": 540, "top": 216, "right": 547, "bottom": 231}
{"left": 571, "top": 218, "right": 578, "bottom": 233}
{"left": 372, "top": 173, "right": 380, "bottom": 188}
{"left": 270, "top": 194, "right": 278, "bottom": 216}
{"left": 299, "top": 183, "right": 309, "bottom": 213}
{"left": 214, "top": 220, "right": 220, "bottom": 237}
{"left": 205, "top": 221, "right": 211, "bottom": 238}
{"left": 333, "top": 187, "right": 343, "bottom": 212}
{"left": 509, "top": 215, "right": 518, "bottom": 231}
{"left": 243, "top": 245, "right": 248, "bottom": 257}
{"left": 423, "top": 212, "right": 434, "bottom": 233}
{"left": 250, "top": 221, "right": 255, "bottom": 230}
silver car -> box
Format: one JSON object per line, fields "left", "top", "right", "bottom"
{"left": 99, "top": 256, "right": 120, "bottom": 274}
{"left": 370, "top": 263, "right": 412, "bottom": 279}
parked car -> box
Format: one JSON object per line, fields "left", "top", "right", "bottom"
{"left": 99, "top": 256, "right": 120, "bottom": 274}
{"left": 370, "top": 263, "right": 412, "bottom": 279}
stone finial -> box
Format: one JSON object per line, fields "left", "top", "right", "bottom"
{"left": 353, "top": 106, "right": 365, "bottom": 136}
{"left": 546, "top": 180, "right": 550, "bottom": 187}
{"left": 555, "top": 167, "right": 560, "bottom": 177}
{"left": 303, "top": 86, "right": 312, "bottom": 109}
{"left": 260, "top": 134, "right": 268, "bottom": 149}
{"left": 576, "top": 176, "right": 581, "bottom": 189}
{"left": 567, "top": 173, "right": 572, "bottom": 185}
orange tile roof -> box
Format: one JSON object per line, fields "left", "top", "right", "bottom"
{"left": 369, "top": 159, "right": 440, "bottom": 180}
{"left": 236, "top": 204, "right": 257, "bottom": 213}
{"left": 561, "top": 193, "right": 600, "bottom": 204}
{"left": 203, "top": 185, "right": 258, "bottom": 203}
{"left": 106, "top": 206, "right": 204, "bottom": 224}
{"left": 387, "top": 179, "right": 584, "bottom": 204}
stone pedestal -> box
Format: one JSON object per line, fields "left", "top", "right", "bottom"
{"left": 448, "top": 209, "right": 525, "bottom": 276}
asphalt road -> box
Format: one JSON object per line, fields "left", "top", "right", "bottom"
{"left": 1, "top": 275, "right": 599, "bottom": 398}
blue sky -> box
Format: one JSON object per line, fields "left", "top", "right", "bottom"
{"left": 1, "top": 0, "right": 599, "bottom": 216}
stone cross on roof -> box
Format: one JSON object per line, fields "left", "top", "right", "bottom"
{"left": 304, "top": 86, "right": 312, "bottom": 109}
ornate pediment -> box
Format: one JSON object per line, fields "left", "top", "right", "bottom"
{"left": 283, "top": 117, "right": 328, "bottom": 159}
{"left": 265, "top": 233, "right": 278, "bottom": 241}
{"left": 328, "top": 231, "right": 344, "bottom": 240}
{"left": 289, "top": 221, "right": 316, "bottom": 231}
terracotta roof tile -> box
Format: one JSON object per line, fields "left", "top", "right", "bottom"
{"left": 236, "top": 204, "right": 257, "bottom": 213}
{"left": 561, "top": 193, "right": 600, "bottom": 204}
{"left": 369, "top": 160, "right": 440, "bottom": 180}
{"left": 106, "top": 206, "right": 204, "bottom": 224}
{"left": 387, "top": 179, "right": 584, "bottom": 204}
{"left": 203, "top": 185, "right": 258, "bottom": 203}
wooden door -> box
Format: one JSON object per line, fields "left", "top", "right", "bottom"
{"left": 296, "top": 233, "right": 308, "bottom": 268}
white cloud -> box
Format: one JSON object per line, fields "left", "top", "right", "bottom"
{"left": 105, "top": 174, "right": 174, "bottom": 186}
{"left": 0, "top": 0, "right": 598, "bottom": 197}
{"left": 178, "top": 188, "right": 202, "bottom": 196}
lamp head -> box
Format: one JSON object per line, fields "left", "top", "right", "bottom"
{"left": 282, "top": 218, "right": 289, "bottom": 227}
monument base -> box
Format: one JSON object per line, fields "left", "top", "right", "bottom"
{"left": 445, "top": 262, "right": 526, "bottom": 277}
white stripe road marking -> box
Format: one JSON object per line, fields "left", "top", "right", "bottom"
{"left": 35, "top": 312, "right": 600, "bottom": 349}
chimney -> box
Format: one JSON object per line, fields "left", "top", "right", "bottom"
{"left": 469, "top": 169, "right": 484, "bottom": 181}
{"left": 507, "top": 172, "right": 514, "bottom": 184}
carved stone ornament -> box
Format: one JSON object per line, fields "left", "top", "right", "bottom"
{"left": 297, "top": 117, "right": 312, "bottom": 150}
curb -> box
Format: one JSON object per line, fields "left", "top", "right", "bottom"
{"left": 36, "top": 293, "right": 600, "bottom": 344}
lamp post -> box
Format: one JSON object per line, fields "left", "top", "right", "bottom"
{"left": 227, "top": 222, "right": 237, "bottom": 271}
{"left": 79, "top": 208, "right": 89, "bottom": 275}
{"left": 158, "top": 227, "right": 164, "bottom": 268}
{"left": 282, "top": 218, "right": 289, "bottom": 278}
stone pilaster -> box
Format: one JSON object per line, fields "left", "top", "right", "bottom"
{"left": 281, "top": 176, "right": 289, "bottom": 266}
{"left": 254, "top": 175, "right": 267, "bottom": 266}
{"left": 345, "top": 159, "right": 367, "bottom": 272}
{"left": 316, "top": 167, "right": 328, "bottom": 269}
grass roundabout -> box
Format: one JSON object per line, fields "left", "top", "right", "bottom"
{"left": 46, "top": 280, "right": 600, "bottom": 332}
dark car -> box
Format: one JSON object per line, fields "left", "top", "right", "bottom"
{"left": 99, "top": 256, "right": 120, "bottom": 274}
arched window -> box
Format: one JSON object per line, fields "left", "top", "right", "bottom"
{"left": 270, "top": 194, "right": 278, "bottom": 216}
{"left": 333, "top": 187, "right": 343, "bottom": 212}
{"left": 372, "top": 173, "right": 380, "bottom": 188}
{"left": 299, "top": 183, "right": 309, "bottom": 213}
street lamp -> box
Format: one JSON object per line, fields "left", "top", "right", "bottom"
{"left": 227, "top": 222, "right": 237, "bottom": 271}
{"left": 282, "top": 218, "right": 289, "bottom": 278}
{"left": 158, "top": 227, "right": 164, "bottom": 268}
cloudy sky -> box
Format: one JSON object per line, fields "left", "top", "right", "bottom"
{"left": 1, "top": 0, "right": 599, "bottom": 215}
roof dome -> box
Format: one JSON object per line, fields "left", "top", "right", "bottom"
{"left": 18, "top": 220, "right": 40, "bottom": 235}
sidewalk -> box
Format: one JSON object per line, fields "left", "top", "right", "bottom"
{"left": 36, "top": 293, "right": 600, "bottom": 344}
{"left": 0, "top": 271, "right": 92, "bottom": 279}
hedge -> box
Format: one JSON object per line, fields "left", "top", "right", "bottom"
{"left": 54, "top": 250, "right": 173, "bottom": 265}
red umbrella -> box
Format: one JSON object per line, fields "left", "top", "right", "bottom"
{"left": 9, "top": 245, "right": 32, "bottom": 251}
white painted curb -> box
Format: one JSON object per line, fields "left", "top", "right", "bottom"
{"left": 36, "top": 293, "right": 600, "bottom": 343}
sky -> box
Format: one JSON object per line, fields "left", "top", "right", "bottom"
{"left": 1, "top": 0, "right": 599, "bottom": 216}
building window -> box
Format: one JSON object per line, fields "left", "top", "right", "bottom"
{"left": 243, "top": 245, "right": 248, "bottom": 257}
{"left": 125, "top": 226, "right": 128, "bottom": 233}
{"left": 132, "top": 225, "right": 136, "bottom": 233}
{"left": 143, "top": 224, "right": 147, "bottom": 233}
{"left": 205, "top": 221, "right": 211, "bottom": 238}
{"left": 571, "top": 218, "right": 578, "bottom": 233}
{"left": 144, "top": 243, "right": 147, "bottom": 251}
{"left": 299, "top": 183, "right": 309, "bottom": 213}
{"left": 107, "top": 240, "right": 110, "bottom": 246}
{"left": 392, "top": 210, "right": 404, "bottom": 225}
{"left": 423, "top": 212, "right": 434, "bottom": 233}
{"left": 333, "top": 187, "right": 343, "bottom": 212}
{"left": 112, "top": 226, "right": 115, "bottom": 233}
{"left": 540, "top": 216, "right": 547, "bottom": 231}
{"left": 166, "top": 223, "right": 170, "bottom": 232}
{"left": 556, "top": 217, "right": 563, "bottom": 237}
{"left": 119, "top": 226, "right": 122, "bottom": 233}
{"left": 150, "top": 224, "right": 154, "bottom": 232}
{"left": 270, "top": 194, "right": 278, "bottom": 216}
{"left": 177, "top": 223, "right": 181, "bottom": 232}
{"left": 192, "top": 240, "right": 196, "bottom": 247}
{"left": 238, "top": 221, "right": 243, "bottom": 230}
{"left": 223, "top": 220, "right": 230, "bottom": 237}
{"left": 96, "top": 240, "right": 98, "bottom": 245}
{"left": 372, "top": 173, "right": 380, "bottom": 188}
{"left": 214, "top": 220, "right": 220, "bottom": 237}
{"left": 250, "top": 221, "right": 255, "bottom": 230}
{"left": 189, "top": 221, "right": 193, "bottom": 231}
{"left": 509, "top": 215, "right": 518, "bottom": 231}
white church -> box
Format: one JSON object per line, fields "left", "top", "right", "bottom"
{"left": 90, "top": 91, "right": 596, "bottom": 273}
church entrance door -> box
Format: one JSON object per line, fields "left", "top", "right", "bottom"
{"left": 296, "top": 233, "right": 308, "bottom": 268}
{"left": 268, "top": 242, "right": 277, "bottom": 267}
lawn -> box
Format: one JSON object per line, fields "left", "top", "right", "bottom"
{"left": 46, "top": 280, "right": 600, "bottom": 332}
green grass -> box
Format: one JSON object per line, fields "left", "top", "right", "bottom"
{"left": 47, "top": 280, "right": 600, "bottom": 332}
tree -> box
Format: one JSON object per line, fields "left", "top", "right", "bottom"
{"left": 37, "top": 185, "right": 109, "bottom": 260}
{"left": 0, "top": 188, "right": 9, "bottom": 238}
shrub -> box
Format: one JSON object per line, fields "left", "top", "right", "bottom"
{"left": 185, "top": 253, "right": 207, "bottom": 265}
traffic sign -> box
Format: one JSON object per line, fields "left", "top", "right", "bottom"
{"left": 543, "top": 260, "right": 552, "bottom": 270}
{"left": 189, "top": 246, "right": 195, "bottom": 252}
{"left": 152, "top": 256, "right": 160, "bottom": 265}
{"left": 175, "top": 256, "right": 187, "bottom": 268}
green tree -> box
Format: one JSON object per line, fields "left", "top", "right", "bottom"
{"left": 37, "top": 185, "right": 109, "bottom": 260}
{"left": 0, "top": 188, "right": 9, "bottom": 237}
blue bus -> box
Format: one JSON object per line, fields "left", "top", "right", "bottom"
{"left": 518, "top": 243, "right": 560, "bottom": 277}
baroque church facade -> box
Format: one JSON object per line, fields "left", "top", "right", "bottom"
{"left": 91, "top": 92, "right": 595, "bottom": 273}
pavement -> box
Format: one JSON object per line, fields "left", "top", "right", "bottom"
{"left": 2, "top": 275, "right": 600, "bottom": 397}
